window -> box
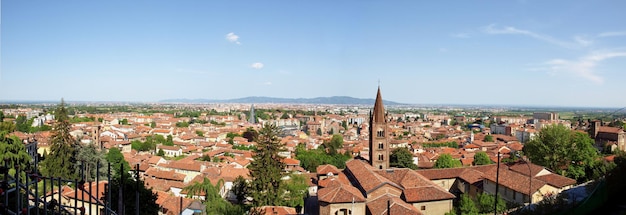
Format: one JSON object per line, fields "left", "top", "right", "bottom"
{"left": 421, "top": 206, "right": 426, "bottom": 210}
{"left": 378, "top": 142, "right": 384, "bottom": 149}
{"left": 378, "top": 154, "right": 383, "bottom": 161}
{"left": 377, "top": 129, "right": 385, "bottom": 137}
{"left": 335, "top": 209, "right": 350, "bottom": 215}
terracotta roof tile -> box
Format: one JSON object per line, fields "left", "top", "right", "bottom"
{"left": 366, "top": 194, "right": 422, "bottom": 215}
{"left": 318, "top": 182, "right": 366, "bottom": 203}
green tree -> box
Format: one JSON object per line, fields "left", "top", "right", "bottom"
{"left": 459, "top": 194, "right": 479, "bottom": 215}
{"left": 166, "top": 134, "right": 174, "bottom": 146}
{"left": 196, "top": 130, "right": 204, "bottom": 137}
{"left": 0, "top": 121, "right": 16, "bottom": 133}
{"left": 476, "top": 193, "right": 506, "bottom": 214}
{"left": 0, "top": 132, "right": 32, "bottom": 179}
{"left": 280, "top": 112, "right": 290, "bottom": 119}
{"left": 150, "top": 121, "right": 156, "bottom": 128}
{"left": 231, "top": 175, "right": 249, "bottom": 204}
{"left": 282, "top": 173, "right": 308, "bottom": 209}
{"left": 184, "top": 178, "right": 228, "bottom": 211}
{"left": 42, "top": 99, "right": 79, "bottom": 180}
{"left": 484, "top": 134, "right": 494, "bottom": 142}
{"left": 75, "top": 143, "right": 107, "bottom": 182}
{"left": 242, "top": 127, "right": 258, "bottom": 142}
{"left": 106, "top": 147, "right": 131, "bottom": 179}
{"left": 108, "top": 169, "right": 159, "bottom": 215}
{"left": 523, "top": 124, "right": 600, "bottom": 182}
{"left": 473, "top": 151, "right": 492, "bottom": 166}
{"left": 15, "top": 115, "right": 30, "bottom": 133}
{"left": 0, "top": 110, "right": 4, "bottom": 121}
{"left": 248, "top": 123, "right": 286, "bottom": 207}
{"left": 316, "top": 128, "right": 322, "bottom": 136}
{"left": 120, "top": 118, "right": 128, "bottom": 125}
{"left": 325, "top": 134, "right": 344, "bottom": 155}
{"left": 390, "top": 148, "right": 418, "bottom": 169}
{"left": 435, "top": 154, "right": 461, "bottom": 169}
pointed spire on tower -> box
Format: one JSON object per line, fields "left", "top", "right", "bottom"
{"left": 249, "top": 104, "right": 257, "bottom": 124}
{"left": 373, "top": 86, "right": 385, "bottom": 123}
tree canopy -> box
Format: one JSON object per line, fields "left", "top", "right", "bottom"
{"left": 484, "top": 134, "right": 494, "bottom": 142}
{"left": 248, "top": 124, "right": 286, "bottom": 207}
{"left": 390, "top": 147, "right": 418, "bottom": 169}
{"left": 42, "top": 99, "right": 79, "bottom": 180}
{"left": 523, "top": 124, "right": 601, "bottom": 182}
{"left": 473, "top": 151, "right": 492, "bottom": 166}
{"left": 435, "top": 154, "right": 462, "bottom": 169}
{"left": 459, "top": 194, "right": 479, "bottom": 215}
{"left": 0, "top": 131, "right": 32, "bottom": 173}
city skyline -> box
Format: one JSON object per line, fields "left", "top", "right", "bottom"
{"left": 2, "top": 1, "right": 626, "bottom": 107}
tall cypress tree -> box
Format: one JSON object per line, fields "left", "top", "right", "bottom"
{"left": 248, "top": 123, "right": 285, "bottom": 207}
{"left": 42, "top": 99, "right": 79, "bottom": 180}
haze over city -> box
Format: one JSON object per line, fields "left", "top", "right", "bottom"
{"left": 2, "top": 1, "right": 626, "bottom": 107}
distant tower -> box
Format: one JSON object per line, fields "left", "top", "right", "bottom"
{"left": 369, "top": 86, "right": 390, "bottom": 169}
{"left": 249, "top": 104, "right": 257, "bottom": 124}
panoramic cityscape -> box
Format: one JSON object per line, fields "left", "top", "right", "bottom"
{"left": 2, "top": 1, "right": 626, "bottom": 215}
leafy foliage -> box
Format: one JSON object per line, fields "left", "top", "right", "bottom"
{"left": 248, "top": 123, "right": 286, "bottom": 207}
{"left": 324, "top": 134, "right": 344, "bottom": 155}
{"left": 459, "top": 194, "right": 479, "bottom": 215}
{"left": 422, "top": 141, "right": 459, "bottom": 148}
{"left": 282, "top": 173, "right": 308, "bottom": 208}
{"left": 108, "top": 169, "right": 160, "bottom": 215}
{"left": 75, "top": 143, "right": 107, "bottom": 182}
{"left": 435, "top": 154, "right": 462, "bottom": 169}
{"left": 0, "top": 131, "right": 32, "bottom": 181}
{"left": 476, "top": 193, "right": 506, "bottom": 214}
{"left": 231, "top": 175, "right": 249, "bottom": 204}
{"left": 390, "top": 147, "right": 418, "bottom": 169}
{"left": 473, "top": 151, "right": 492, "bottom": 166}
{"left": 242, "top": 127, "right": 258, "bottom": 142}
{"left": 106, "top": 148, "right": 131, "bottom": 179}
{"left": 484, "top": 134, "right": 494, "bottom": 142}
{"left": 42, "top": 99, "right": 79, "bottom": 180}
{"left": 523, "top": 124, "right": 601, "bottom": 182}
{"left": 295, "top": 144, "right": 351, "bottom": 172}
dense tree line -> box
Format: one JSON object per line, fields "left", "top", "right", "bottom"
{"left": 423, "top": 141, "right": 459, "bottom": 148}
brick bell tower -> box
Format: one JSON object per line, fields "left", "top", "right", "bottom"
{"left": 369, "top": 86, "right": 389, "bottom": 169}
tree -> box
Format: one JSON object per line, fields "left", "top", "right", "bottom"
{"left": 523, "top": 124, "right": 600, "bottom": 182}
{"left": 150, "top": 121, "right": 156, "bottom": 128}
{"left": 42, "top": 99, "right": 79, "bottom": 180}
{"left": 473, "top": 151, "right": 492, "bottom": 166}
{"left": 476, "top": 193, "right": 506, "bottom": 214}
{"left": 324, "top": 134, "right": 344, "bottom": 155}
{"left": 459, "top": 194, "right": 479, "bottom": 215}
{"left": 166, "top": 134, "right": 174, "bottom": 146}
{"left": 435, "top": 154, "right": 461, "bottom": 169}
{"left": 316, "top": 128, "right": 322, "bottom": 136}
{"left": 196, "top": 130, "right": 204, "bottom": 137}
{"left": 15, "top": 115, "right": 30, "bottom": 133}
{"left": 0, "top": 132, "right": 32, "bottom": 177}
{"left": 0, "top": 121, "right": 16, "bottom": 133}
{"left": 157, "top": 149, "right": 165, "bottom": 156}
{"left": 484, "top": 134, "right": 494, "bottom": 142}
{"left": 280, "top": 112, "right": 290, "bottom": 119}
{"left": 231, "top": 175, "right": 249, "bottom": 204}
{"left": 282, "top": 173, "right": 308, "bottom": 209}
{"left": 242, "top": 127, "right": 258, "bottom": 142}
{"left": 106, "top": 148, "right": 130, "bottom": 179}
{"left": 390, "top": 148, "right": 418, "bottom": 169}
{"left": 120, "top": 118, "right": 128, "bottom": 125}
{"left": 0, "top": 110, "right": 4, "bottom": 121}
{"left": 75, "top": 143, "right": 107, "bottom": 182}
{"left": 108, "top": 168, "right": 159, "bottom": 215}
{"left": 248, "top": 123, "right": 286, "bottom": 207}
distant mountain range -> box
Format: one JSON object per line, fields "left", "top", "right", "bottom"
{"left": 159, "top": 96, "right": 405, "bottom": 105}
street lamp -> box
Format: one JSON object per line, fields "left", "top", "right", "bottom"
{"left": 494, "top": 151, "right": 501, "bottom": 215}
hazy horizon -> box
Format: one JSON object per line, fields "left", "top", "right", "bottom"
{"left": 2, "top": 1, "right": 626, "bottom": 107}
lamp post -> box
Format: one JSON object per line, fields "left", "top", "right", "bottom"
{"left": 523, "top": 156, "right": 532, "bottom": 206}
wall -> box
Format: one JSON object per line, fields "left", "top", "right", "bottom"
{"left": 412, "top": 199, "right": 453, "bottom": 215}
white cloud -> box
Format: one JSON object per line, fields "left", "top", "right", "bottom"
{"left": 250, "top": 62, "right": 264, "bottom": 69}
{"left": 263, "top": 81, "right": 272, "bottom": 85}
{"left": 574, "top": 35, "right": 593, "bottom": 47}
{"left": 482, "top": 24, "right": 588, "bottom": 48}
{"left": 544, "top": 51, "right": 626, "bottom": 84}
{"left": 598, "top": 31, "right": 626, "bottom": 37}
{"left": 225, "top": 32, "right": 241, "bottom": 44}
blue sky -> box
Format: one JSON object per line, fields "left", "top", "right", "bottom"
{"left": 2, "top": 1, "right": 626, "bottom": 107}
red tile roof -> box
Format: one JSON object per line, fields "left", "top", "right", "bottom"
{"left": 366, "top": 194, "right": 422, "bottom": 215}
{"left": 318, "top": 182, "right": 366, "bottom": 204}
